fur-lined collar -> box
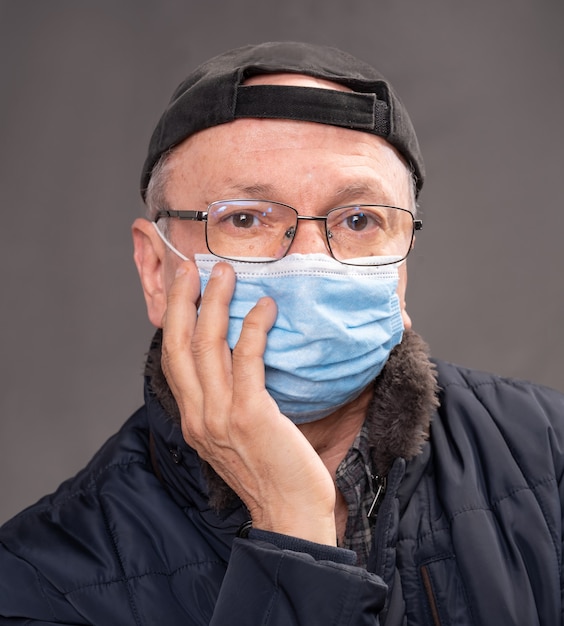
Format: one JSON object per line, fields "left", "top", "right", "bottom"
{"left": 145, "top": 328, "right": 438, "bottom": 510}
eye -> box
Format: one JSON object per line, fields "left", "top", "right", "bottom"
{"left": 345, "top": 212, "right": 369, "bottom": 231}
{"left": 228, "top": 212, "right": 259, "bottom": 228}
{"left": 331, "top": 207, "right": 385, "bottom": 233}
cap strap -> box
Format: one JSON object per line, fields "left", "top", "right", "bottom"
{"left": 234, "top": 84, "right": 390, "bottom": 134}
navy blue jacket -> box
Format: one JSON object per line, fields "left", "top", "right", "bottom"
{"left": 1, "top": 358, "right": 563, "bottom": 625}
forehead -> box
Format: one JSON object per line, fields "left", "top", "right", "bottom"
{"left": 167, "top": 117, "right": 411, "bottom": 205}
{"left": 243, "top": 71, "right": 353, "bottom": 91}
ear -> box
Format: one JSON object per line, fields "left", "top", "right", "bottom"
{"left": 132, "top": 217, "right": 169, "bottom": 328}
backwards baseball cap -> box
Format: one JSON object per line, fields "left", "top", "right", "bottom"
{"left": 140, "top": 41, "right": 424, "bottom": 199}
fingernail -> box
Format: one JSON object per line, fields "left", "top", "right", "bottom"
{"left": 175, "top": 264, "right": 188, "bottom": 277}
{"left": 211, "top": 264, "right": 224, "bottom": 278}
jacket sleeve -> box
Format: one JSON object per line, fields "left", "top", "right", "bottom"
{"left": 210, "top": 536, "right": 388, "bottom": 626}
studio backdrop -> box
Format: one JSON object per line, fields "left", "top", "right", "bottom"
{"left": 0, "top": 0, "right": 563, "bottom": 524}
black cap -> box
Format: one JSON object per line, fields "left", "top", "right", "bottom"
{"left": 141, "top": 42, "right": 424, "bottom": 199}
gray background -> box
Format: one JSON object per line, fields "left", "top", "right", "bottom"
{"left": 1, "top": 0, "right": 563, "bottom": 524}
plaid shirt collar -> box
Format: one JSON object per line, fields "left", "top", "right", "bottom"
{"left": 335, "top": 424, "right": 376, "bottom": 568}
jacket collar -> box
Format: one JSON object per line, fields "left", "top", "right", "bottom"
{"left": 144, "top": 328, "right": 438, "bottom": 514}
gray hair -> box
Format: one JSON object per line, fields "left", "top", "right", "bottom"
{"left": 145, "top": 149, "right": 175, "bottom": 237}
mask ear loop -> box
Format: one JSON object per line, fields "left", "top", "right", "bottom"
{"left": 152, "top": 221, "right": 189, "bottom": 261}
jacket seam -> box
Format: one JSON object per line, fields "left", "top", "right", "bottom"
{"left": 13, "top": 460, "right": 152, "bottom": 516}
{"left": 61, "top": 559, "right": 227, "bottom": 595}
{"left": 396, "top": 475, "right": 556, "bottom": 545}
{"left": 437, "top": 372, "right": 538, "bottom": 394}
{"left": 33, "top": 564, "right": 59, "bottom": 622}
{"left": 449, "top": 475, "right": 556, "bottom": 520}
{"left": 262, "top": 555, "right": 282, "bottom": 625}
{"left": 84, "top": 459, "right": 152, "bottom": 488}
{"left": 99, "top": 492, "right": 143, "bottom": 626}
{"left": 340, "top": 560, "right": 365, "bottom": 626}
{"left": 0, "top": 543, "right": 60, "bottom": 622}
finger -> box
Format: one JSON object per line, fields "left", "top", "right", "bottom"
{"left": 191, "top": 262, "right": 236, "bottom": 403}
{"left": 231, "top": 296, "right": 278, "bottom": 415}
{"left": 161, "top": 260, "right": 202, "bottom": 414}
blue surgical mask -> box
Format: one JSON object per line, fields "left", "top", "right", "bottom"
{"left": 195, "top": 252, "right": 404, "bottom": 424}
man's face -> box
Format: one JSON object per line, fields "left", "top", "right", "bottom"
{"left": 134, "top": 75, "right": 415, "bottom": 330}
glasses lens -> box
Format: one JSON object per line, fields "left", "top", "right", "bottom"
{"left": 206, "top": 200, "right": 297, "bottom": 261}
{"left": 325, "top": 205, "right": 414, "bottom": 265}
{"left": 204, "top": 201, "right": 415, "bottom": 265}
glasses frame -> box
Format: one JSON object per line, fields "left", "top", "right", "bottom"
{"left": 154, "top": 199, "right": 423, "bottom": 266}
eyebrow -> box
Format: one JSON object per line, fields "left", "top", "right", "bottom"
{"left": 332, "top": 181, "right": 390, "bottom": 204}
{"left": 222, "top": 182, "right": 278, "bottom": 198}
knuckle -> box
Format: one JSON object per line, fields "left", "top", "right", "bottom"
{"left": 181, "top": 417, "right": 203, "bottom": 444}
{"left": 233, "top": 323, "right": 262, "bottom": 358}
{"left": 160, "top": 349, "right": 174, "bottom": 380}
{"left": 229, "top": 412, "right": 254, "bottom": 437}
{"left": 190, "top": 333, "right": 216, "bottom": 360}
{"left": 166, "top": 285, "right": 185, "bottom": 310}
{"left": 160, "top": 342, "right": 182, "bottom": 378}
{"left": 241, "top": 308, "right": 264, "bottom": 332}
{"left": 203, "top": 405, "right": 232, "bottom": 439}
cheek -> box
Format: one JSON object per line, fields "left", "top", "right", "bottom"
{"left": 396, "top": 265, "right": 408, "bottom": 301}
{"left": 169, "top": 222, "right": 208, "bottom": 259}
{"left": 396, "top": 265, "right": 412, "bottom": 330}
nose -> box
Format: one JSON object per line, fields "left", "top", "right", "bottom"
{"left": 286, "top": 216, "right": 331, "bottom": 256}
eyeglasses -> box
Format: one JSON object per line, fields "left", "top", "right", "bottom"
{"left": 154, "top": 199, "right": 422, "bottom": 266}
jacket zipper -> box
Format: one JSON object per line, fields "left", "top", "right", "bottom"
{"left": 367, "top": 474, "right": 387, "bottom": 520}
{"left": 420, "top": 564, "right": 442, "bottom": 626}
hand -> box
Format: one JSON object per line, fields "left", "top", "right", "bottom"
{"left": 161, "top": 260, "right": 337, "bottom": 545}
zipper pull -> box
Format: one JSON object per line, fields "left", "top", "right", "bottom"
{"left": 367, "top": 474, "right": 387, "bottom": 520}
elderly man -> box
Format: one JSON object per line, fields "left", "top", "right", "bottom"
{"left": 1, "top": 42, "right": 563, "bottom": 625}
